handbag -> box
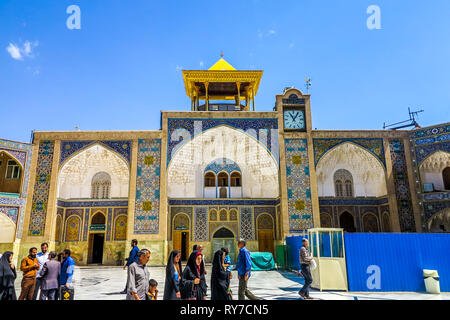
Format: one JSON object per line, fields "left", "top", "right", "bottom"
{"left": 60, "top": 286, "right": 74, "bottom": 300}
{"left": 310, "top": 259, "right": 317, "bottom": 271}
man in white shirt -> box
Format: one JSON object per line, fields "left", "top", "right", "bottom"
{"left": 32, "top": 242, "right": 49, "bottom": 300}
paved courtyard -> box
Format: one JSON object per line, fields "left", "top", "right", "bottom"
{"left": 14, "top": 266, "right": 450, "bottom": 300}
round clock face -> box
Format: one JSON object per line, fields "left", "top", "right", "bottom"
{"left": 284, "top": 110, "right": 305, "bottom": 130}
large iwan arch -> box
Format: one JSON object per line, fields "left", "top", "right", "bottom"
{"left": 57, "top": 143, "right": 130, "bottom": 199}
{"left": 316, "top": 142, "right": 387, "bottom": 197}
{"left": 167, "top": 125, "right": 279, "bottom": 198}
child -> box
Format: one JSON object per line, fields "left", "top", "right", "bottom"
{"left": 147, "top": 279, "right": 158, "bottom": 300}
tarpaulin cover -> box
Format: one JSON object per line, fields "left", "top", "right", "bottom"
{"left": 250, "top": 252, "right": 276, "bottom": 271}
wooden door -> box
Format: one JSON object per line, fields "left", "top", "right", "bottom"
{"left": 173, "top": 231, "right": 189, "bottom": 261}
{"left": 258, "top": 230, "right": 274, "bottom": 254}
{"left": 173, "top": 231, "right": 182, "bottom": 252}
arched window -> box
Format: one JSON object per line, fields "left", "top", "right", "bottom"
{"left": 320, "top": 213, "right": 333, "bottom": 228}
{"left": 218, "top": 172, "right": 229, "bottom": 187}
{"left": 91, "top": 172, "right": 111, "bottom": 199}
{"left": 345, "top": 180, "right": 353, "bottom": 197}
{"left": 334, "top": 169, "right": 353, "bottom": 197}
{"left": 204, "top": 172, "right": 216, "bottom": 187}
{"left": 443, "top": 167, "right": 450, "bottom": 190}
{"left": 229, "top": 209, "right": 238, "bottom": 221}
{"left": 209, "top": 209, "right": 217, "bottom": 221}
{"left": 231, "top": 172, "right": 242, "bottom": 187}
{"left": 335, "top": 180, "right": 343, "bottom": 197}
{"left": 363, "top": 213, "right": 379, "bottom": 232}
{"left": 219, "top": 209, "right": 228, "bottom": 221}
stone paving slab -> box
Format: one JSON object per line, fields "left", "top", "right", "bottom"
{"left": 14, "top": 266, "right": 450, "bottom": 300}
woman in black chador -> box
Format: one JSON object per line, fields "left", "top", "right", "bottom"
{"left": 180, "top": 251, "right": 207, "bottom": 300}
{"left": 0, "top": 251, "right": 17, "bottom": 300}
{"left": 163, "top": 250, "right": 183, "bottom": 300}
{"left": 210, "top": 249, "right": 231, "bottom": 300}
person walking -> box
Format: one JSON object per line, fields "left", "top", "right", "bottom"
{"left": 33, "top": 242, "right": 49, "bottom": 300}
{"left": 163, "top": 250, "right": 182, "bottom": 300}
{"left": 120, "top": 239, "right": 139, "bottom": 294}
{"left": 211, "top": 249, "right": 231, "bottom": 300}
{"left": 126, "top": 249, "right": 151, "bottom": 300}
{"left": 298, "top": 238, "right": 314, "bottom": 300}
{"left": 18, "top": 247, "right": 39, "bottom": 300}
{"left": 237, "top": 240, "right": 258, "bottom": 300}
{"left": 39, "top": 251, "right": 61, "bottom": 300}
{"left": 59, "top": 249, "right": 75, "bottom": 300}
{"left": 180, "top": 251, "right": 207, "bottom": 300}
{"left": 0, "top": 251, "right": 17, "bottom": 300}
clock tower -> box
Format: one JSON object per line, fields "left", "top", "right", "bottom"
{"left": 274, "top": 87, "right": 311, "bottom": 132}
{"left": 275, "top": 87, "right": 321, "bottom": 235}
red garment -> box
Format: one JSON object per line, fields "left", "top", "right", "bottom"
{"left": 196, "top": 252, "right": 203, "bottom": 276}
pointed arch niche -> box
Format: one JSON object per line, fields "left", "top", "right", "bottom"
{"left": 316, "top": 142, "right": 387, "bottom": 197}
{"left": 57, "top": 144, "right": 130, "bottom": 200}
{"left": 167, "top": 125, "right": 279, "bottom": 198}
{"left": 419, "top": 151, "right": 450, "bottom": 191}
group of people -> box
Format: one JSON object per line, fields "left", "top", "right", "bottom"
{"left": 0, "top": 243, "right": 75, "bottom": 300}
{"left": 0, "top": 237, "right": 315, "bottom": 301}
{"left": 124, "top": 239, "right": 261, "bottom": 300}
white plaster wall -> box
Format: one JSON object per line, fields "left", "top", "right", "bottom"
{"left": 419, "top": 151, "right": 450, "bottom": 191}
{"left": 204, "top": 187, "right": 216, "bottom": 198}
{"left": 0, "top": 214, "right": 15, "bottom": 243}
{"left": 57, "top": 144, "right": 130, "bottom": 199}
{"left": 316, "top": 142, "right": 387, "bottom": 197}
{"left": 168, "top": 126, "right": 279, "bottom": 198}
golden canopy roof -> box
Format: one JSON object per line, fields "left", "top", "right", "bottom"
{"left": 182, "top": 58, "right": 263, "bottom": 101}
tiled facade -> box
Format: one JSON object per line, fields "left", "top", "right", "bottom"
{"left": 134, "top": 139, "right": 161, "bottom": 234}
{"left": 410, "top": 123, "right": 450, "bottom": 231}
{"left": 285, "top": 138, "right": 313, "bottom": 232}
{"left": 389, "top": 139, "right": 415, "bottom": 232}
{"left": 28, "top": 140, "right": 54, "bottom": 236}
{"left": 1, "top": 66, "right": 448, "bottom": 266}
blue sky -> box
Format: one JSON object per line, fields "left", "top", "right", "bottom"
{"left": 1, "top": 0, "right": 449, "bottom": 142}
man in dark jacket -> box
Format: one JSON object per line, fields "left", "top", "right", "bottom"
{"left": 120, "top": 239, "right": 139, "bottom": 294}
{"left": 39, "top": 251, "right": 61, "bottom": 300}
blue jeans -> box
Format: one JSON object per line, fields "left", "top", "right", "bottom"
{"left": 299, "top": 264, "right": 312, "bottom": 297}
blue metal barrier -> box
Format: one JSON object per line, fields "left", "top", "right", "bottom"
{"left": 344, "top": 233, "right": 450, "bottom": 292}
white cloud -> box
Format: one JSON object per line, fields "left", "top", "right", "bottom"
{"left": 268, "top": 29, "right": 276, "bottom": 35}
{"left": 289, "top": 41, "right": 295, "bottom": 49}
{"left": 175, "top": 65, "right": 183, "bottom": 71}
{"left": 199, "top": 61, "right": 204, "bottom": 67}
{"left": 6, "top": 41, "right": 38, "bottom": 60}
{"left": 6, "top": 43, "right": 22, "bottom": 60}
